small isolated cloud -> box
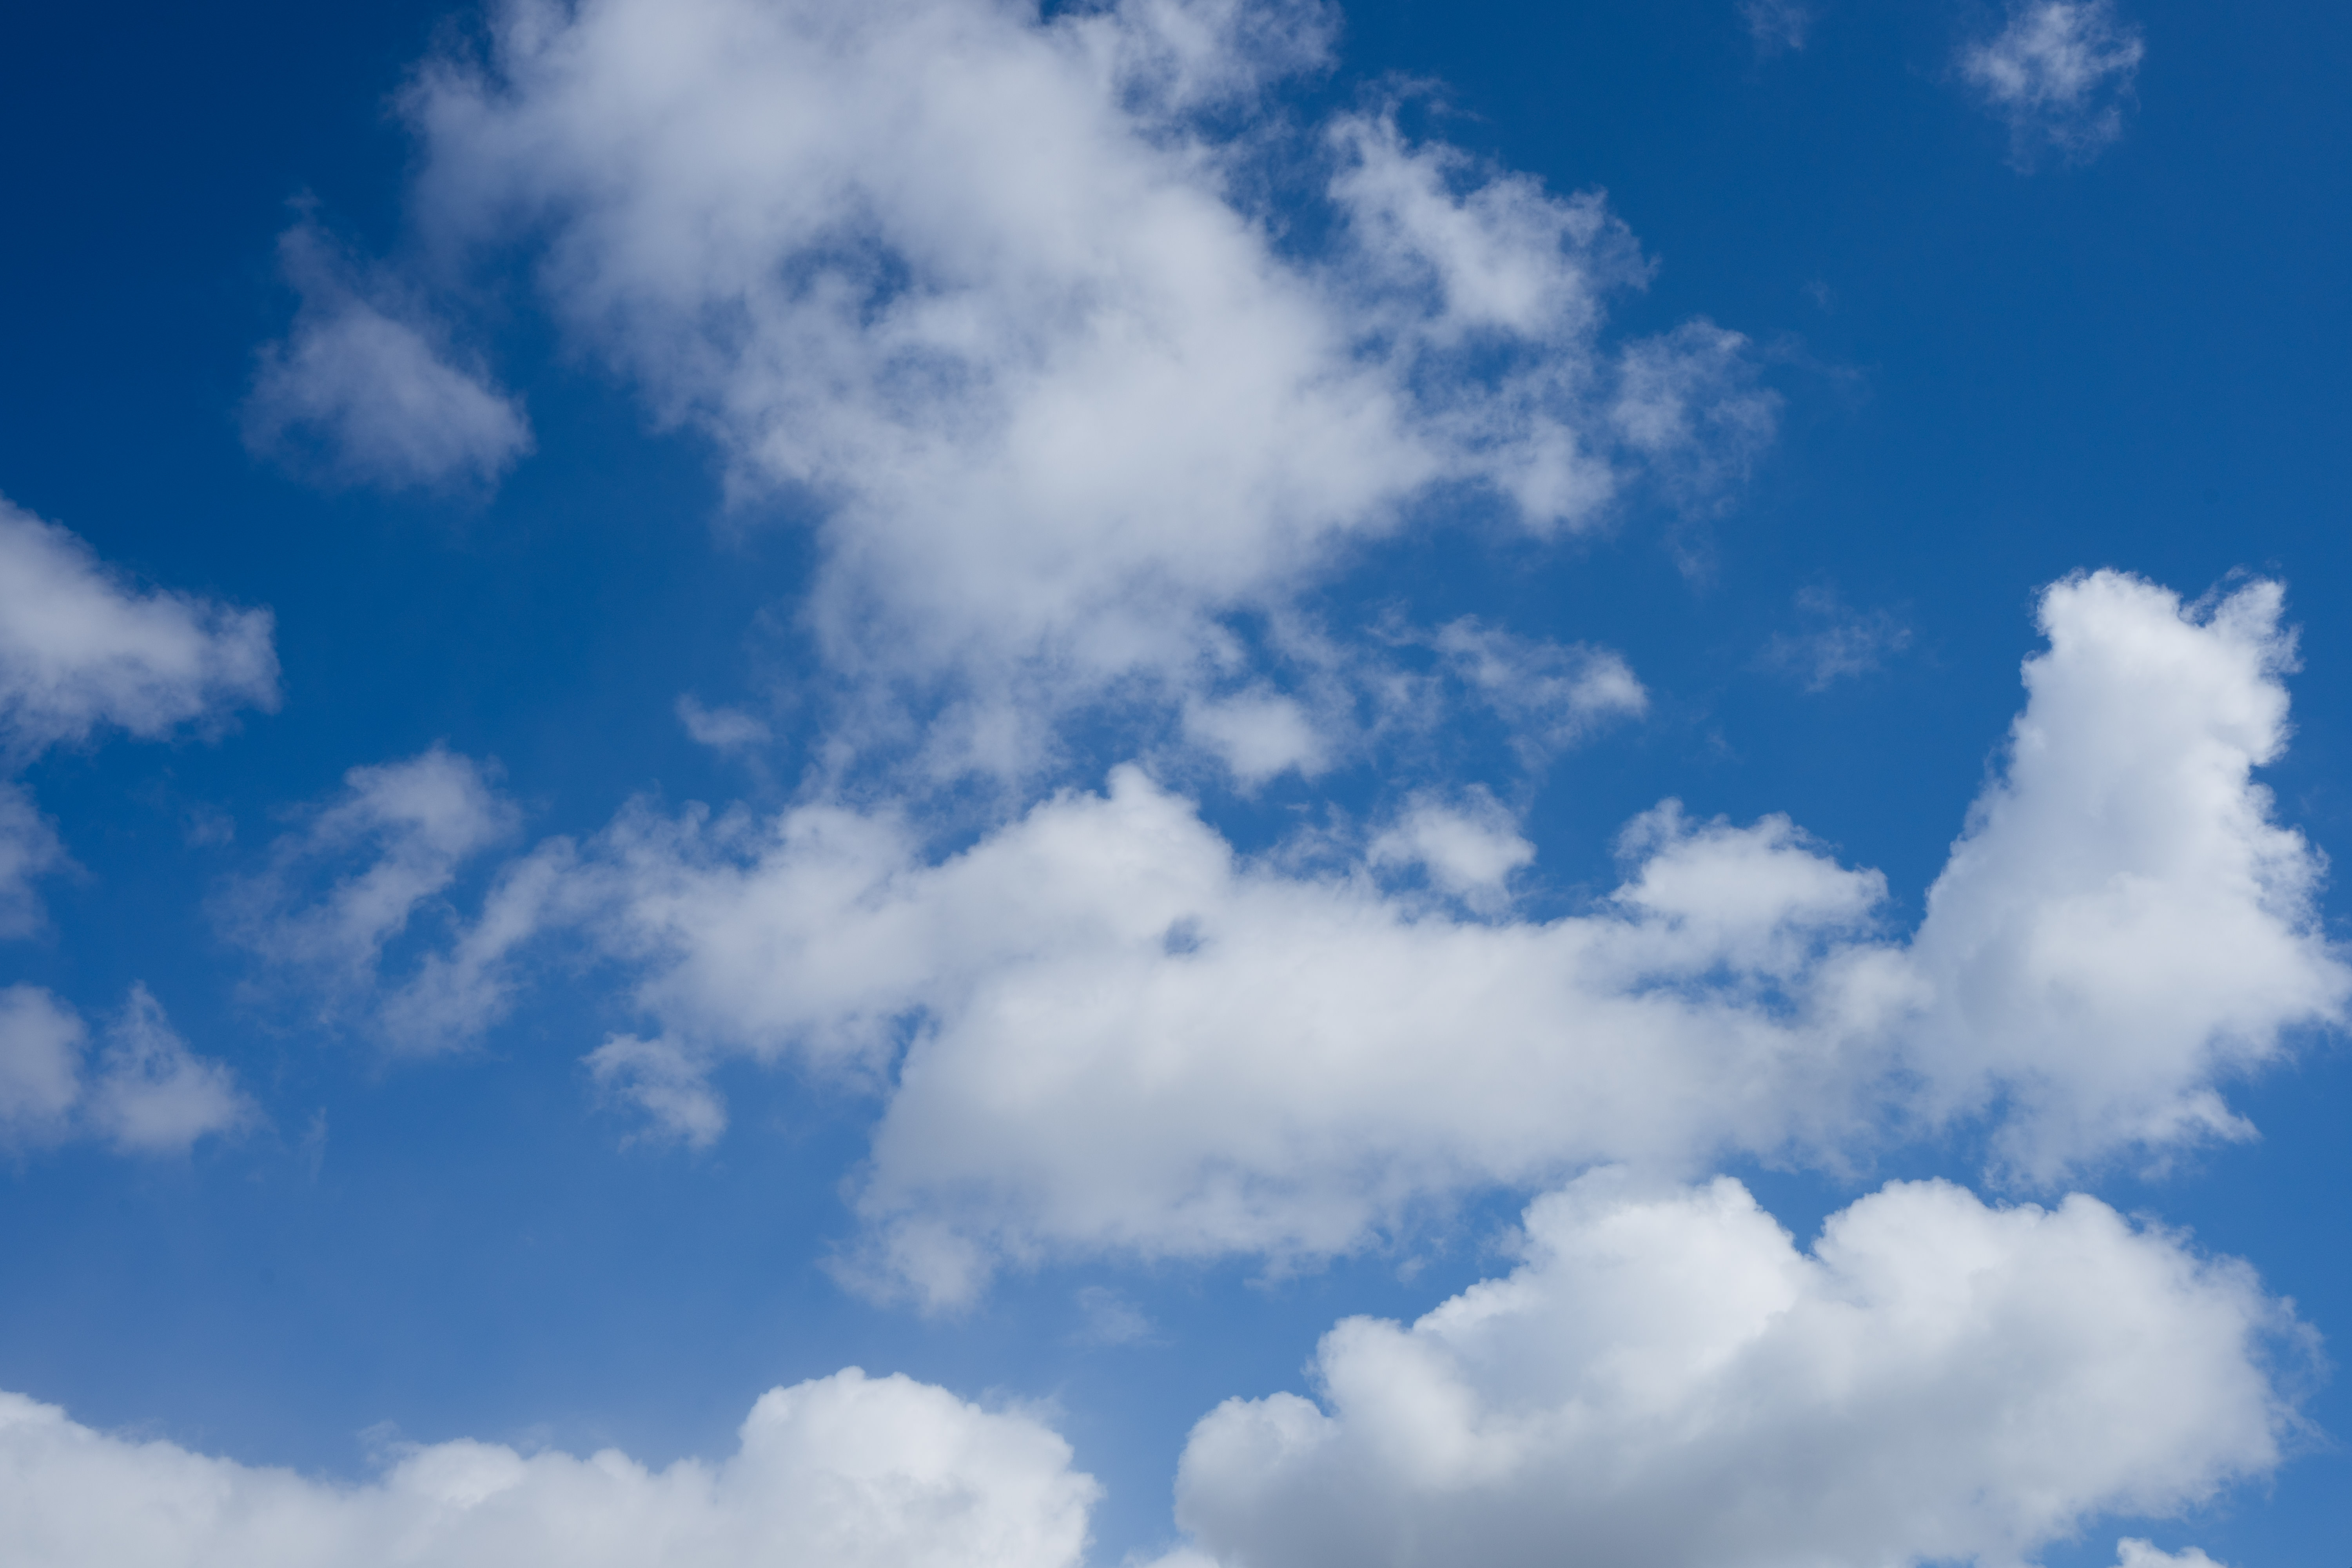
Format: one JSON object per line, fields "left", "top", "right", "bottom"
{"left": 0, "top": 497, "right": 279, "bottom": 759}
{"left": 244, "top": 222, "right": 532, "bottom": 493}
{"left": 0, "top": 1368, "right": 1097, "bottom": 1568}
{"left": 1763, "top": 586, "right": 1912, "bottom": 690}
{"left": 0, "top": 983, "right": 254, "bottom": 1156}
{"left": 1961, "top": 0, "right": 2146, "bottom": 169}
{"left": 1073, "top": 1285, "right": 1158, "bottom": 1347}
{"left": 677, "top": 696, "right": 773, "bottom": 752}
{"left": 589, "top": 1033, "right": 726, "bottom": 1148}
{"left": 1741, "top": 0, "right": 1815, "bottom": 55}
{"left": 1170, "top": 1172, "right": 2301, "bottom": 1568}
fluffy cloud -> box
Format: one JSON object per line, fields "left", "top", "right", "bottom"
{"left": 1904, "top": 573, "right": 2344, "bottom": 1176}
{"left": 0, "top": 497, "right": 278, "bottom": 759}
{"left": 399, "top": 0, "right": 1769, "bottom": 773}
{"left": 560, "top": 571, "right": 2339, "bottom": 1301}
{"left": 1960, "top": 0, "right": 2146, "bottom": 169}
{"left": 1171, "top": 1173, "right": 2300, "bottom": 1568}
{"left": 0, "top": 984, "right": 253, "bottom": 1155}
{"left": 266, "top": 570, "right": 2341, "bottom": 1303}
{"left": 244, "top": 223, "right": 533, "bottom": 492}
{"left": 0, "top": 1369, "right": 1094, "bottom": 1568}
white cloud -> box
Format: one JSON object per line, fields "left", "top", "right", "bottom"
{"left": 244, "top": 223, "right": 533, "bottom": 492}
{"left": 1961, "top": 1, "right": 2146, "bottom": 169}
{"left": 0, "top": 1368, "right": 1095, "bottom": 1568}
{"left": 2115, "top": 1540, "right": 2229, "bottom": 1568}
{"left": 677, "top": 696, "right": 773, "bottom": 752}
{"left": 0, "top": 783, "right": 67, "bottom": 938}
{"left": 0, "top": 985, "right": 86, "bottom": 1148}
{"left": 601, "top": 572, "right": 2344, "bottom": 1301}
{"left": 0, "top": 984, "right": 253, "bottom": 1156}
{"left": 400, "top": 0, "right": 1769, "bottom": 775}
{"left": 1181, "top": 691, "right": 1328, "bottom": 785}
{"left": 1740, "top": 0, "right": 1814, "bottom": 54}
{"left": 1367, "top": 789, "right": 1533, "bottom": 909}
{"left": 588, "top": 1033, "right": 728, "bottom": 1148}
{"left": 1904, "top": 573, "right": 2345, "bottom": 1177}
{"left": 283, "top": 570, "right": 2342, "bottom": 1303}
{"left": 1430, "top": 619, "right": 1647, "bottom": 762}
{"left": 0, "top": 497, "right": 278, "bottom": 759}
{"left": 221, "top": 748, "right": 524, "bottom": 1051}
{"left": 1171, "top": 1173, "right": 2300, "bottom": 1568}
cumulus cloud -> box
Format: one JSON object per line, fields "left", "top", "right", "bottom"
{"left": 493, "top": 569, "right": 2332, "bottom": 1303}
{"left": 1961, "top": 0, "right": 2146, "bottom": 168}
{"left": 0, "top": 1368, "right": 1094, "bottom": 1568}
{"left": 1904, "top": 572, "right": 2344, "bottom": 1176}
{"left": 0, "top": 497, "right": 278, "bottom": 760}
{"left": 399, "top": 0, "right": 1770, "bottom": 774}
{"left": 276, "top": 571, "right": 2337, "bottom": 1301}
{"left": 0, "top": 984, "right": 253, "bottom": 1155}
{"left": 1169, "top": 1173, "right": 2302, "bottom": 1568}
{"left": 244, "top": 223, "right": 533, "bottom": 492}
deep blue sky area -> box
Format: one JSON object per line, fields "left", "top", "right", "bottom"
{"left": 2, "top": 3, "right": 2349, "bottom": 1566}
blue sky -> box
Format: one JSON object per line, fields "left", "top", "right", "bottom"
{"left": 2, "top": 2, "right": 2349, "bottom": 1565}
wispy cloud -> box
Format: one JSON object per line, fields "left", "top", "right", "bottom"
{"left": 1961, "top": 0, "right": 2147, "bottom": 169}
{"left": 1741, "top": 0, "right": 1815, "bottom": 56}
{"left": 1763, "top": 586, "right": 1912, "bottom": 689}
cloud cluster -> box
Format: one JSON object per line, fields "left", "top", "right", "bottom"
{"left": 1170, "top": 1172, "right": 2292, "bottom": 1568}
{"left": 0, "top": 1369, "right": 1094, "bottom": 1568}
{"left": 1960, "top": 0, "right": 2146, "bottom": 168}
{"left": 244, "top": 224, "right": 534, "bottom": 493}
{"left": 272, "top": 571, "right": 2342, "bottom": 1308}
{"left": 398, "top": 0, "right": 1770, "bottom": 774}
{"left": 0, "top": 984, "right": 253, "bottom": 1156}
{"left": 0, "top": 499, "right": 267, "bottom": 1156}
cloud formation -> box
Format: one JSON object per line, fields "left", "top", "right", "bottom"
{"left": 220, "top": 747, "right": 524, "bottom": 1052}
{"left": 1170, "top": 1173, "right": 2296, "bottom": 1568}
{"left": 286, "top": 571, "right": 2343, "bottom": 1304}
{"left": 244, "top": 223, "right": 533, "bottom": 492}
{"left": 0, "top": 984, "right": 253, "bottom": 1155}
{"left": 0, "top": 496, "right": 278, "bottom": 934}
{"left": 0, "top": 498, "right": 278, "bottom": 760}
{"left": 400, "top": 0, "right": 1771, "bottom": 774}
{"left": 1960, "top": 0, "right": 2146, "bottom": 168}
{"left": 0, "top": 1369, "right": 1094, "bottom": 1568}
